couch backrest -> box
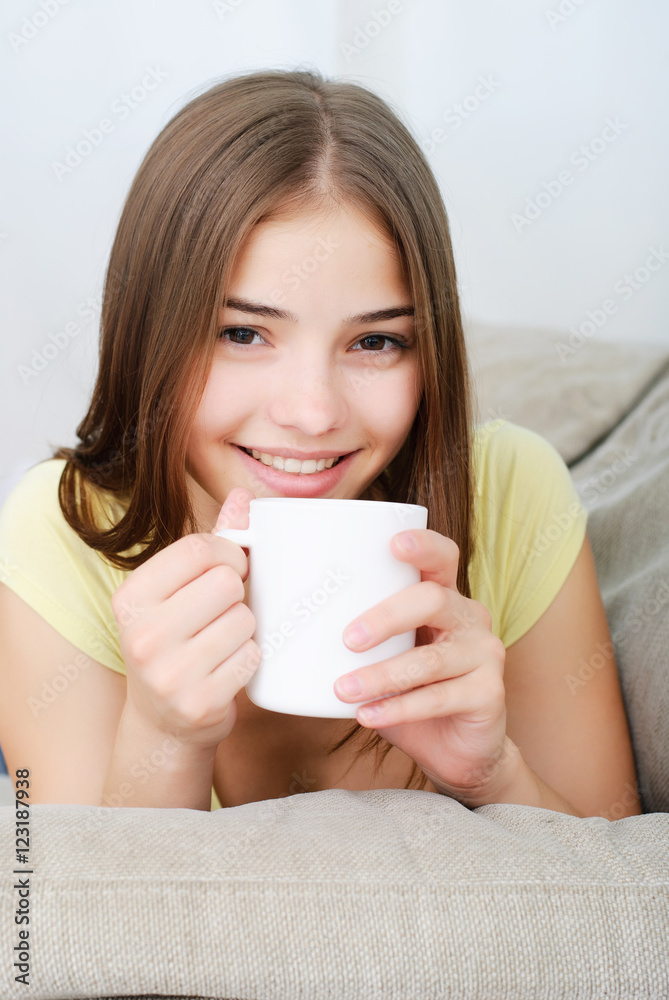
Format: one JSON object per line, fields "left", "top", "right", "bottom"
{"left": 468, "top": 322, "right": 669, "bottom": 813}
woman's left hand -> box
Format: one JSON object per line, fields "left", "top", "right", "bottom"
{"left": 334, "top": 529, "right": 511, "bottom": 800}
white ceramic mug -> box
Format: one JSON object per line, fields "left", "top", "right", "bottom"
{"left": 216, "top": 497, "right": 428, "bottom": 717}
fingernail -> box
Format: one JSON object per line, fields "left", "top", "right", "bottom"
{"left": 337, "top": 674, "right": 362, "bottom": 696}
{"left": 344, "top": 623, "right": 370, "bottom": 647}
{"left": 397, "top": 532, "right": 416, "bottom": 552}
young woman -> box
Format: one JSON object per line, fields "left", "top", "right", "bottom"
{"left": 0, "top": 67, "right": 640, "bottom": 819}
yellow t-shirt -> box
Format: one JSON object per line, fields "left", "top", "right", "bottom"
{"left": 0, "top": 420, "right": 587, "bottom": 811}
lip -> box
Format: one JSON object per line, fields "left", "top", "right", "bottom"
{"left": 235, "top": 444, "right": 347, "bottom": 460}
{"left": 232, "top": 444, "right": 359, "bottom": 497}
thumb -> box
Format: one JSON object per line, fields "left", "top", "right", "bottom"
{"left": 212, "top": 485, "right": 256, "bottom": 535}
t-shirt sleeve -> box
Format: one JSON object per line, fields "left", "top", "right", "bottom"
{"left": 0, "top": 461, "right": 127, "bottom": 676}
{"left": 474, "top": 422, "right": 588, "bottom": 649}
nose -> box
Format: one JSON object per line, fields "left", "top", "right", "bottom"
{"left": 267, "top": 350, "right": 349, "bottom": 438}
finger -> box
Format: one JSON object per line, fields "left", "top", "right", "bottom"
{"left": 355, "top": 666, "right": 505, "bottom": 728}
{"left": 335, "top": 631, "right": 489, "bottom": 703}
{"left": 115, "top": 532, "right": 248, "bottom": 612}
{"left": 213, "top": 486, "right": 255, "bottom": 534}
{"left": 162, "top": 562, "right": 246, "bottom": 640}
{"left": 213, "top": 486, "right": 255, "bottom": 580}
{"left": 342, "top": 581, "right": 484, "bottom": 653}
{"left": 390, "top": 528, "right": 460, "bottom": 590}
{"left": 186, "top": 601, "right": 257, "bottom": 681}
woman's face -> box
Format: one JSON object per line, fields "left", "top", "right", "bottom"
{"left": 186, "top": 202, "right": 423, "bottom": 531}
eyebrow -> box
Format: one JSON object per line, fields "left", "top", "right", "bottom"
{"left": 223, "top": 296, "right": 415, "bottom": 327}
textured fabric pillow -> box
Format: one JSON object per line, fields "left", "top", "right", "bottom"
{"left": 0, "top": 791, "right": 667, "bottom": 999}
{"left": 465, "top": 321, "right": 669, "bottom": 464}
{"left": 467, "top": 321, "right": 669, "bottom": 814}
{"left": 568, "top": 366, "right": 669, "bottom": 814}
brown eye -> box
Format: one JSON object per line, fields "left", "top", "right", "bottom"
{"left": 217, "top": 327, "right": 264, "bottom": 347}
{"left": 352, "top": 335, "right": 409, "bottom": 354}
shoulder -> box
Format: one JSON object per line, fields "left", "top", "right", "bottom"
{"left": 472, "top": 418, "right": 569, "bottom": 489}
{"left": 0, "top": 458, "right": 128, "bottom": 588}
{"left": 0, "top": 459, "right": 68, "bottom": 557}
{"left": 469, "top": 420, "right": 588, "bottom": 647}
{"left": 1, "top": 458, "right": 66, "bottom": 515}
{"left": 0, "top": 459, "right": 129, "bottom": 676}
{"left": 2, "top": 457, "right": 127, "bottom": 532}
{"left": 472, "top": 418, "right": 583, "bottom": 524}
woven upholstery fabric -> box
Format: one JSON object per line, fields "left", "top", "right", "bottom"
{"left": 569, "top": 365, "right": 669, "bottom": 814}
{"left": 470, "top": 322, "right": 669, "bottom": 814}
{"left": 0, "top": 791, "right": 668, "bottom": 999}
{"left": 466, "top": 321, "right": 669, "bottom": 465}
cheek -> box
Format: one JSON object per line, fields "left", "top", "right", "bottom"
{"left": 356, "top": 365, "right": 420, "bottom": 437}
{"left": 191, "top": 371, "right": 250, "bottom": 440}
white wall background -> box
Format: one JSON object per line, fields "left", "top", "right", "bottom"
{"left": 1, "top": 0, "right": 668, "bottom": 507}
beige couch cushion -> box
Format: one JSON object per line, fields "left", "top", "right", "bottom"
{"left": 466, "top": 320, "right": 669, "bottom": 464}
{"left": 467, "top": 321, "right": 669, "bottom": 813}
{"left": 0, "top": 792, "right": 666, "bottom": 999}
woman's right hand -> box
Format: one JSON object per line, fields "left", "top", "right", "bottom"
{"left": 111, "top": 486, "right": 259, "bottom": 752}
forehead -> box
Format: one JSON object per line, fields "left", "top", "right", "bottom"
{"left": 227, "top": 203, "right": 408, "bottom": 296}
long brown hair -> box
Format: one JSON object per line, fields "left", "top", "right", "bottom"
{"left": 51, "top": 67, "right": 477, "bottom": 792}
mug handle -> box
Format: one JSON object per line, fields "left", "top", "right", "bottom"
{"left": 215, "top": 527, "right": 255, "bottom": 548}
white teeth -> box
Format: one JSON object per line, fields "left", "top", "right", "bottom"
{"left": 247, "top": 449, "right": 342, "bottom": 474}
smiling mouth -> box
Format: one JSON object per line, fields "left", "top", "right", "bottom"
{"left": 237, "top": 446, "right": 349, "bottom": 470}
